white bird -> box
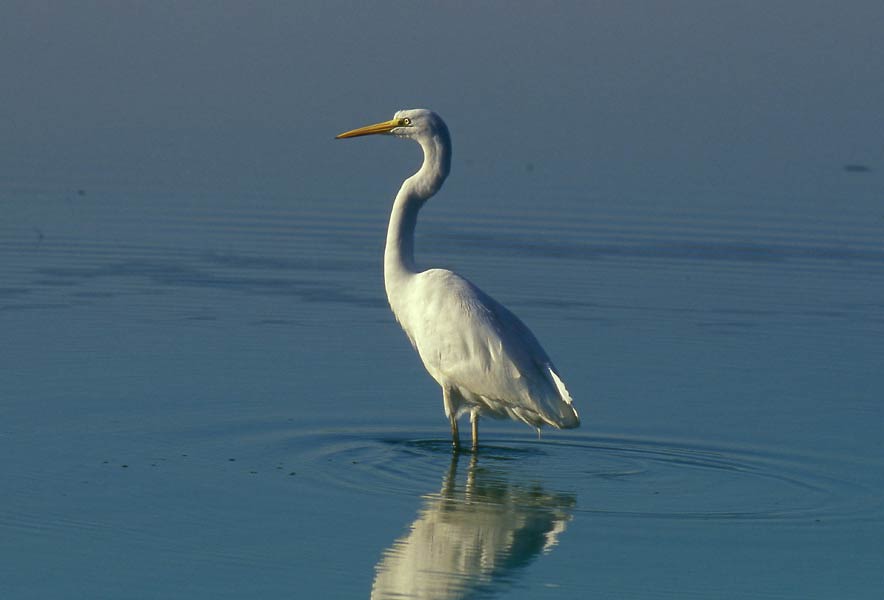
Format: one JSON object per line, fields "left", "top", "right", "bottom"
{"left": 337, "top": 109, "right": 579, "bottom": 449}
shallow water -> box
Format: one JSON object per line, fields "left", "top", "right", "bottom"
{"left": 2, "top": 176, "right": 883, "bottom": 598}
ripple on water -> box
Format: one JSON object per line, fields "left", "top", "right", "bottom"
{"left": 279, "top": 427, "right": 878, "bottom": 524}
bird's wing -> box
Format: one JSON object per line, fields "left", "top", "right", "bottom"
{"left": 400, "top": 269, "right": 579, "bottom": 429}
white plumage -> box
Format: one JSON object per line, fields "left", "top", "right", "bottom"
{"left": 338, "top": 109, "right": 580, "bottom": 448}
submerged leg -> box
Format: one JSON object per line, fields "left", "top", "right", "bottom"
{"left": 470, "top": 409, "right": 479, "bottom": 451}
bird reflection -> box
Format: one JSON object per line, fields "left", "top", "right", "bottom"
{"left": 371, "top": 451, "right": 575, "bottom": 599}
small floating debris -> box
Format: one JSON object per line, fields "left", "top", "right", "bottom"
{"left": 843, "top": 164, "right": 872, "bottom": 173}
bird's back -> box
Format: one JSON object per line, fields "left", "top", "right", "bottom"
{"left": 389, "top": 268, "right": 579, "bottom": 429}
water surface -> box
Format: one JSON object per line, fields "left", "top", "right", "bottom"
{"left": 2, "top": 176, "right": 883, "bottom": 598}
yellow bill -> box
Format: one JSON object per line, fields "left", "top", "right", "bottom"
{"left": 336, "top": 118, "right": 401, "bottom": 139}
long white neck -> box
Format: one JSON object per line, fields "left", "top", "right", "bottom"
{"left": 384, "top": 128, "right": 451, "bottom": 308}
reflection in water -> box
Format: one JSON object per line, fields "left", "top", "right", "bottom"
{"left": 371, "top": 452, "right": 575, "bottom": 600}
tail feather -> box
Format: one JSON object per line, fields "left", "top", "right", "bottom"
{"left": 548, "top": 367, "right": 580, "bottom": 429}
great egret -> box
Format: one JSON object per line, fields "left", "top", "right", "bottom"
{"left": 337, "top": 109, "right": 579, "bottom": 449}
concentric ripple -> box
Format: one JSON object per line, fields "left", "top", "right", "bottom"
{"left": 278, "top": 426, "right": 879, "bottom": 523}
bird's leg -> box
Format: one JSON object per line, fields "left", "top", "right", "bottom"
{"left": 470, "top": 409, "right": 479, "bottom": 452}
{"left": 443, "top": 386, "right": 460, "bottom": 450}
{"left": 450, "top": 416, "right": 460, "bottom": 450}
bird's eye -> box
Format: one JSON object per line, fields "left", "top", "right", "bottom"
{"left": 400, "top": 118, "right": 412, "bottom": 126}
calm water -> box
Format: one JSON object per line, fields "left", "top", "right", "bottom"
{"left": 2, "top": 172, "right": 883, "bottom": 598}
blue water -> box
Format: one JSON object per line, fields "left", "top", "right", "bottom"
{"left": 2, "top": 172, "right": 883, "bottom": 598}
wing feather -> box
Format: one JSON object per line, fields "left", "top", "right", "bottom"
{"left": 396, "top": 269, "right": 580, "bottom": 429}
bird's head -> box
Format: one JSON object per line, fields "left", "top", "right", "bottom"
{"left": 336, "top": 108, "right": 445, "bottom": 142}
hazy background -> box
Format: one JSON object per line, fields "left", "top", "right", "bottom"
{"left": 2, "top": 1, "right": 882, "bottom": 200}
